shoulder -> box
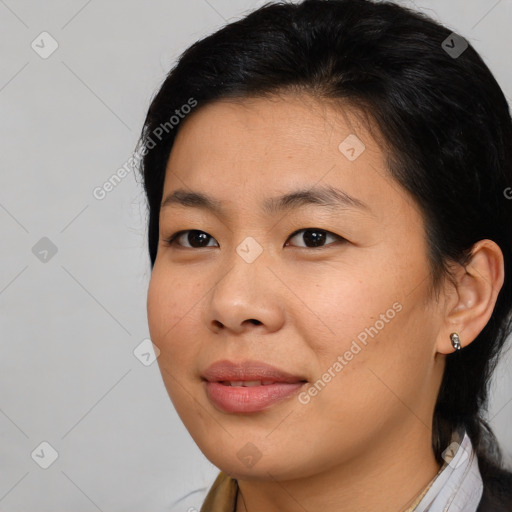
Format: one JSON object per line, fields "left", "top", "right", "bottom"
{"left": 477, "top": 463, "right": 512, "bottom": 512}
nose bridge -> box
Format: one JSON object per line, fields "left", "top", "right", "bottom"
{"left": 204, "top": 239, "right": 284, "bottom": 333}
{"left": 220, "top": 232, "right": 269, "bottom": 290}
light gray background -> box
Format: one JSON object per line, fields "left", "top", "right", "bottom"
{"left": 0, "top": 0, "right": 511, "bottom": 510}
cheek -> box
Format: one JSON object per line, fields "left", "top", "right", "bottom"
{"left": 147, "top": 267, "right": 205, "bottom": 414}
{"left": 146, "top": 265, "right": 202, "bottom": 366}
{"left": 287, "top": 252, "right": 429, "bottom": 391}
{"left": 300, "top": 281, "right": 435, "bottom": 431}
{"left": 287, "top": 262, "right": 395, "bottom": 349}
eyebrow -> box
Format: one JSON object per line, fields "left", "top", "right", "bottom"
{"left": 160, "top": 185, "right": 370, "bottom": 216}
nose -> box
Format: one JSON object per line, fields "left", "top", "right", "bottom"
{"left": 203, "top": 253, "right": 286, "bottom": 335}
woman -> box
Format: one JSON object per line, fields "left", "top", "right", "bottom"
{"left": 137, "top": 0, "right": 512, "bottom": 510}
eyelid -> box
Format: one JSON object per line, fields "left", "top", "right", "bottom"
{"left": 164, "top": 228, "right": 345, "bottom": 249}
{"left": 285, "top": 228, "right": 344, "bottom": 248}
{"left": 164, "top": 230, "right": 219, "bottom": 248}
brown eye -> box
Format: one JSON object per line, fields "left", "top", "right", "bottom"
{"left": 167, "top": 230, "right": 219, "bottom": 248}
{"left": 286, "top": 228, "right": 344, "bottom": 248}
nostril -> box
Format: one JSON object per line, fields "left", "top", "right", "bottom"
{"left": 212, "top": 319, "right": 261, "bottom": 330}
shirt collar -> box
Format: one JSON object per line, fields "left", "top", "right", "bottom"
{"left": 413, "top": 428, "right": 483, "bottom": 511}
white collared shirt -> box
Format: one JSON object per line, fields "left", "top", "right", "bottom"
{"left": 413, "top": 428, "right": 483, "bottom": 511}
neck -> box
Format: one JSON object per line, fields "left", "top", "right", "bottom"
{"left": 235, "top": 420, "right": 441, "bottom": 512}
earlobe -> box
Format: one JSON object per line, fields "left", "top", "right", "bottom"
{"left": 436, "top": 239, "right": 505, "bottom": 355}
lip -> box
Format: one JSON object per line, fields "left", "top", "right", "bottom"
{"left": 202, "top": 359, "right": 307, "bottom": 383}
{"left": 202, "top": 360, "right": 307, "bottom": 413}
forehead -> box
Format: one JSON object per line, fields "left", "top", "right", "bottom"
{"left": 162, "top": 94, "right": 417, "bottom": 221}
{"left": 169, "top": 94, "right": 371, "bottom": 163}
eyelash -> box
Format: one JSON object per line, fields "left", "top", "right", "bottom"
{"left": 163, "top": 228, "right": 346, "bottom": 249}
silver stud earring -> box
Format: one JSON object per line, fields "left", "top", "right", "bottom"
{"left": 450, "top": 332, "right": 461, "bottom": 351}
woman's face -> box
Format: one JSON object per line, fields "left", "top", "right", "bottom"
{"left": 147, "top": 94, "right": 446, "bottom": 481}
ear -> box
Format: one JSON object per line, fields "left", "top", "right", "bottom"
{"left": 436, "top": 239, "right": 505, "bottom": 355}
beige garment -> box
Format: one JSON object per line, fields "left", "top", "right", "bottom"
{"left": 200, "top": 472, "right": 237, "bottom": 512}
